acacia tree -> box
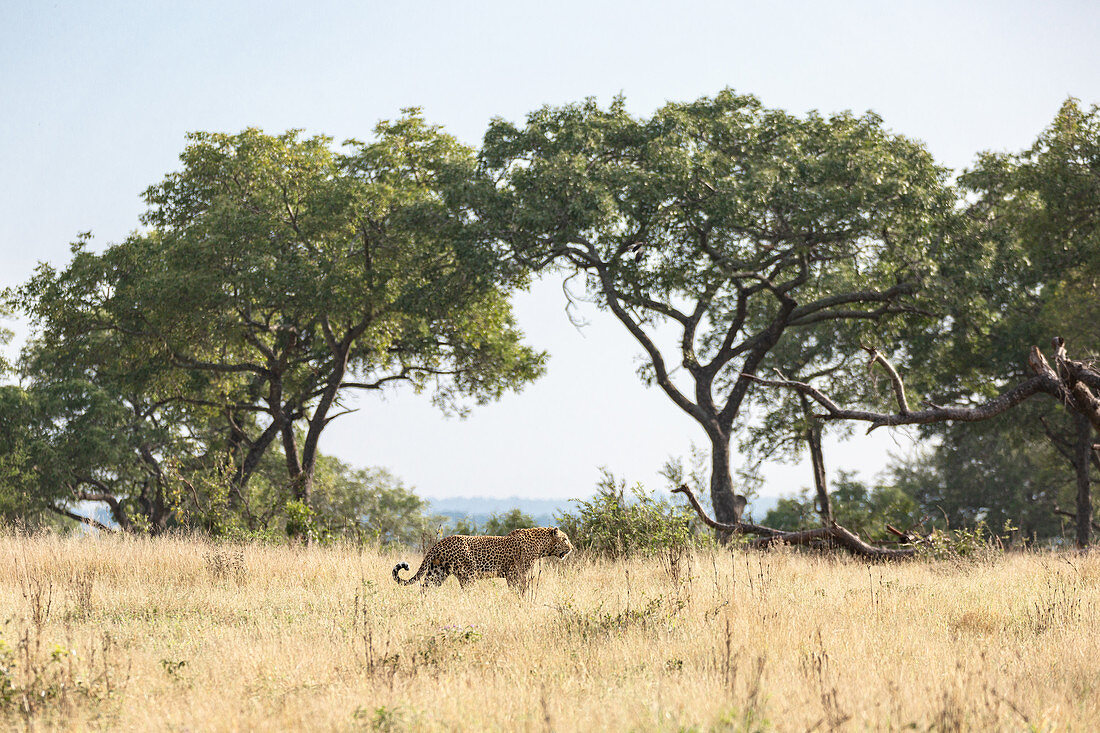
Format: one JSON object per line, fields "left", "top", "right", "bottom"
{"left": 16, "top": 111, "right": 545, "bottom": 530}
{"left": 480, "top": 91, "right": 955, "bottom": 527}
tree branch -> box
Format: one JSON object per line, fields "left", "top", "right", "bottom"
{"left": 671, "top": 484, "right": 781, "bottom": 537}
{"left": 1053, "top": 507, "right": 1100, "bottom": 532}
{"left": 787, "top": 283, "right": 917, "bottom": 324}
{"left": 590, "top": 261, "right": 708, "bottom": 424}
{"left": 46, "top": 504, "right": 117, "bottom": 533}
{"left": 743, "top": 370, "right": 1058, "bottom": 433}
{"left": 861, "top": 344, "right": 911, "bottom": 414}
{"left": 672, "top": 484, "right": 921, "bottom": 558}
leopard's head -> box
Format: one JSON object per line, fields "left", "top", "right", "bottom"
{"left": 545, "top": 527, "right": 574, "bottom": 559}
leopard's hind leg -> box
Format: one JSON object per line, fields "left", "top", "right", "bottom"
{"left": 455, "top": 564, "right": 476, "bottom": 588}
{"left": 504, "top": 562, "right": 530, "bottom": 592}
{"left": 453, "top": 546, "right": 477, "bottom": 588}
{"left": 423, "top": 563, "right": 448, "bottom": 587}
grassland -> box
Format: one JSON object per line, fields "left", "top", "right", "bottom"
{"left": 1, "top": 531, "right": 1099, "bottom": 731}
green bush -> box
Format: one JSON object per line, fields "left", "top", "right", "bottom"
{"left": 555, "top": 471, "right": 703, "bottom": 558}
{"left": 921, "top": 519, "right": 1008, "bottom": 564}
{"left": 482, "top": 508, "right": 537, "bottom": 535}
{"left": 449, "top": 508, "right": 536, "bottom": 536}
{"left": 763, "top": 470, "right": 920, "bottom": 542}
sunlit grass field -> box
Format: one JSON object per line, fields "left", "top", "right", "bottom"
{"left": 1, "top": 531, "right": 1099, "bottom": 731}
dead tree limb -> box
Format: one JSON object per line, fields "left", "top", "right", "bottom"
{"left": 744, "top": 369, "right": 1057, "bottom": 433}
{"left": 861, "top": 342, "right": 910, "bottom": 415}
{"left": 739, "top": 338, "right": 1100, "bottom": 433}
{"left": 45, "top": 504, "right": 118, "bottom": 533}
{"left": 672, "top": 485, "right": 921, "bottom": 559}
{"left": 671, "top": 483, "right": 782, "bottom": 538}
{"left": 744, "top": 337, "right": 1100, "bottom": 549}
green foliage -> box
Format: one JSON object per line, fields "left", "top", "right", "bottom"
{"left": 481, "top": 508, "right": 536, "bottom": 535}
{"left": 887, "top": 99, "right": 1100, "bottom": 542}
{"left": 447, "top": 516, "right": 478, "bottom": 535}
{"left": 921, "top": 520, "right": 1007, "bottom": 565}
{"left": 480, "top": 89, "right": 958, "bottom": 521}
{"left": 447, "top": 508, "right": 537, "bottom": 536}
{"left": 949, "top": 98, "right": 1100, "bottom": 388}
{"left": 0, "top": 386, "right": 51, "bottom": 526}
{"left": 763, "top": 471, "right": 920, "bottom": 543}
{"left": 7, "top": 111, "right": 545, "bottom": 534}
{"left": 480, "top": 509, "right": 530, "bottom": 535}
{"left": 181, "top": 454, "right": 438, "bottom": 545}
{"left": 283, "top": 499, "right": 315, "bottom": 542}
{"left": 555, "top": 471, "right": 703, "bottom": 557}
{"left": 764, "top": 99, "right": 1100, "bottom": 543}
{"left": 888, "top": 419, "right": 1075, "bottom": 544}
{"left": 309, "top": 457, "right": 437, "bottom": 544}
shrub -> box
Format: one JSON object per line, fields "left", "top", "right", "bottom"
{"left": 555, "top": 470, "right": 703, "bottom": 558}
{"left": 763, "top": 470, "right": 920, "bottom": 542}
{"left": 481, "top": 508, "right": 537, "bottom": 535}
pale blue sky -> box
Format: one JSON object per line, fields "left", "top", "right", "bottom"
{"left": 2, "top": 1, "right": 1098, "bottom": 502}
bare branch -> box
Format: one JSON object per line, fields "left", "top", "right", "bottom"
{"left": 590, "top": 261, "right": 708, "bottom": 424}
{"left": 46, "top": 504, "right": 117, "bottom": 533}
{"left": 743, "top": 370, "right": 1057, "bottom": 433}
{"left": 672, "top": 485, "right": 921, "bottom": 558}
{"left": 860, "top": 343, "right": 910, "bottom": 415}
{"left": 671, "top": 484, "right": 781, "bottom": 537}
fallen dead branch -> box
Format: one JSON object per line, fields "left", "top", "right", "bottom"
{"left": 672, "top": 485, "right": 922, "bottom": 559}
{"left": 742, "top": 337, "right": 1100, "bottom": 549}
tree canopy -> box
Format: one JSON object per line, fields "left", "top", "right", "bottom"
{"left": 480, "top": 90, "right": 957, "bottom": 525}
{"left": 9, "top": 110, "right": 545, "bottom": 535}
{"left": 3, "top": 93, "right": 1100, "bottom": 547}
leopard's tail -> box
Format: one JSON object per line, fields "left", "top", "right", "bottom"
{"left": 392, "top": 560, "right": 427, "bottom": 586}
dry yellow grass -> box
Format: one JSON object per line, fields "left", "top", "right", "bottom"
{"left": 1, "top": 531, "right": 1099, "bottom": 731}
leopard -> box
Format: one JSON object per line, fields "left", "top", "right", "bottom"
{"left": 392, "top": 526, "right": 574, "bottom": 589}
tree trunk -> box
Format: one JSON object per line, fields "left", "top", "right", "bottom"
{"left": 296, "top": 342, "right": 352, "bottom": 510}
{"left": 708, "top": 431, "right": 747, "bottom": 533}
{"left": 281, "top": 423, "right": 305, "bottom": 500}
{"left": 806, "top": 424, "right": 832, "bottom": 523}
{"left": 1075, "top": 411, "right": 1093, "bottom": 550}
{"left": 800, "top": 395, "right": 832, "bottom": 523}
{"left": 231, "top": 414, "right": 282, "bottom": 492}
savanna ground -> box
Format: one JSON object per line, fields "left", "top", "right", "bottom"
{"left": 1, "top": 532, "right": 1099, "bottom": 731}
